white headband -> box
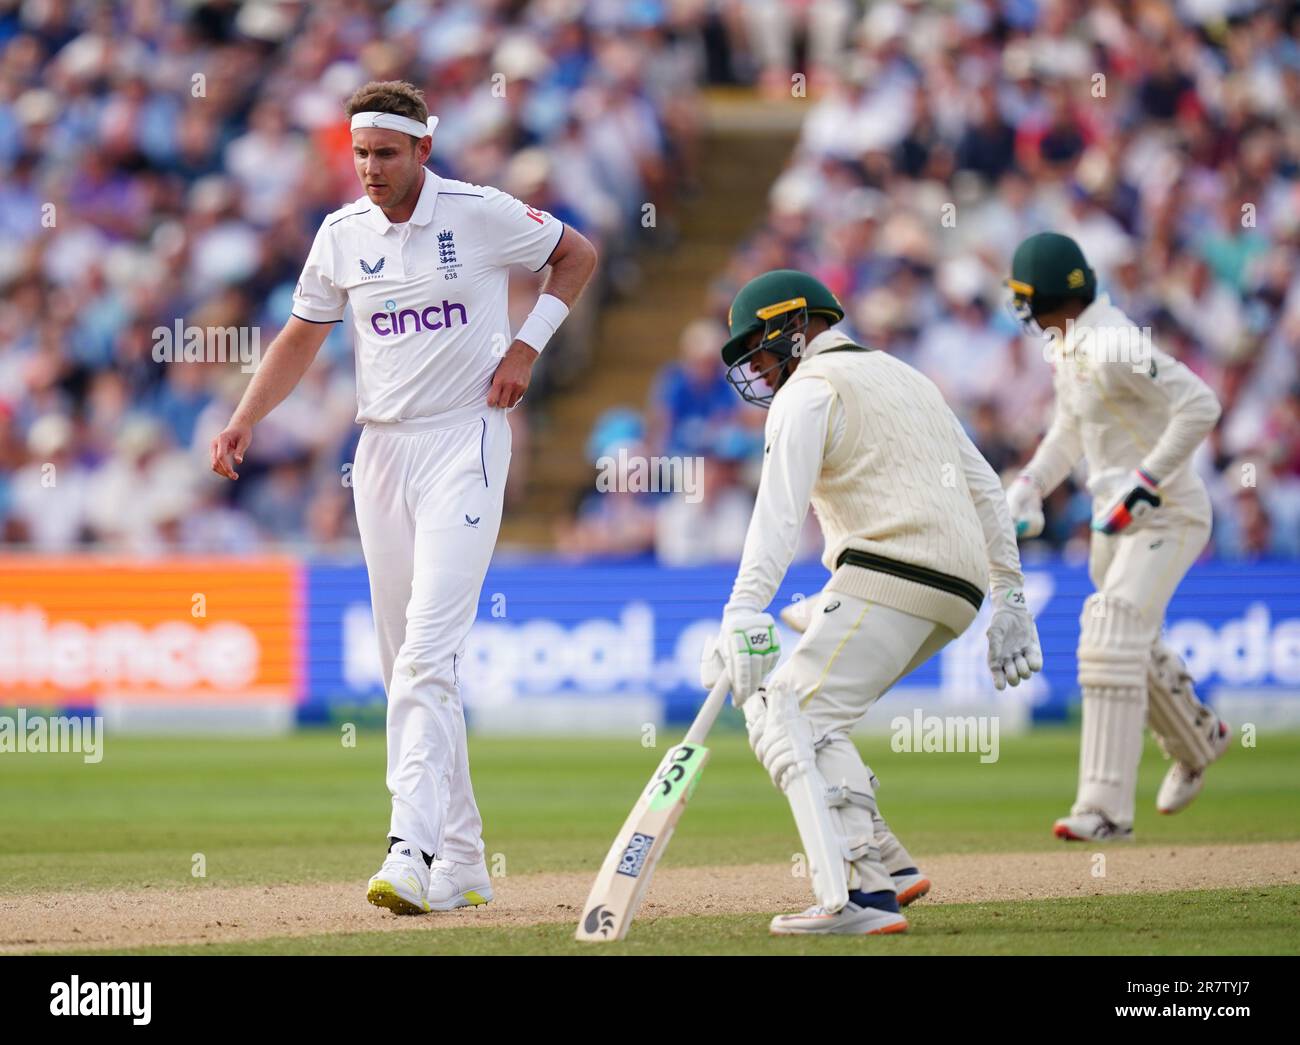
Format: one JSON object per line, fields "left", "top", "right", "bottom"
{"left": 350, "top": 111, "right": 439, "bottom": 139}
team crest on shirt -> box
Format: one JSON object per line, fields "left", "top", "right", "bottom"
{"left": 359, "top": 256, "right": 386, "bottom": 280}
{"left": 437, "top": 229, "right": 462, "bottom": 281}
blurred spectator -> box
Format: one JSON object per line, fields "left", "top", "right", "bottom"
{"left": 7, "top": 413, "right": 91, "bottom": 550}
{"left": 556, "top": 407, "right": 657, "bottom": 560}
{"left": 646, "top": 318, "right": 737, "bottom": 458}
{"left": 85, "top": 415, "right": 193, "bottom": 552}
{"left": 654, "top": 427, "right": 757, "bottom": 566}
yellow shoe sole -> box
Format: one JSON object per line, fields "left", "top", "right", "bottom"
{"left": 429, "top": 887, "right": 493, "bottom": 911}
{"left": 367, "top": 879, "right": 430, "bottom": 915}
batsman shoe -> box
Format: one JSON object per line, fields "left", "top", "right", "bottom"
{"left": 366, "top": 842, "right": 431, "bottom": 915}
{"left": 426, "top": 858, "right": 493, "bottom": 911}
{"left": 770, "top": 891, "right": 908, "bottom": 936}
{"left": 1157, "top": 718, "right": 1232, "bottom": 815}
{"left": 1053, "top": 811, "right": 1134, "bottom": 843}
{"left": 891, "top": 867, "right": 932, "bottom": 907}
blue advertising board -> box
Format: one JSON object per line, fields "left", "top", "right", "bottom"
{"left": 302, "top": 558, "right": 1300, "bottom": 730}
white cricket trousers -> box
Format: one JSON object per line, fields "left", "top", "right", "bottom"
{"left": 762, "top": 588, "right": 957, "bottom": 897}
{"left": 353, "top": 403, "right": 511, "bottom": 863}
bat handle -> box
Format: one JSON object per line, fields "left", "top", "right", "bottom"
{"left": 683, "top": 673, "right": 732, "bottom": 746}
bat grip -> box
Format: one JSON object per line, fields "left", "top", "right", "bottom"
{"left": 683, "top": 673, "right": 732, "bottom": 746}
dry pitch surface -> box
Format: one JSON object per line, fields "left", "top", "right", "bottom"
{"left": 5, "top": 842, "right": 1298, "bottom": 953}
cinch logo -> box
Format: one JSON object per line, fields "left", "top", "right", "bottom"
{"left": 370, "top": 299, "right": 468, "bottom": 336}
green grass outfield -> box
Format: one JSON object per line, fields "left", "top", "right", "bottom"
{"left": 2, "top": 726, "right": 1298, "bottom": 954}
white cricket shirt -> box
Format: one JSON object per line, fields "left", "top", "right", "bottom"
{"left": 291, "top": 168, "right": 564, "bottom": 423}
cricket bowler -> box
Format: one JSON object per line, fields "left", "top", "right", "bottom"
{"left": 701, "top": 269, "right": 1042, "bottom": 935}
{"left": 209, "top": 81, "right": 596, "bottom": 913}
{"left": 1004, "top": 232, "right": 1230, "bottom": 843}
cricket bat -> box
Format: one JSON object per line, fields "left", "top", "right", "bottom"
{"left": 575, "top": 674, "right": 732, "bottom": 942}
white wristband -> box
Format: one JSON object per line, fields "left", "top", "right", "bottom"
{"left": 514, "top": 293, "right": 570, "bottom": 354}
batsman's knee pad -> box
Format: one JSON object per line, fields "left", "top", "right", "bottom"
{"left": 1147, "top": 640, "right": 1219, "bottom": 769}
{"left": 825, "top": 783, "right": 880, "bottom": 866}
{"left": 857, "top": 762, "right": 915, "bottom": 873}
{"left": 1077, "top": 594, "right": 1151, "bottom": 691}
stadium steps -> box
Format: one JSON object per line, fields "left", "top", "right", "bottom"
{"left": 499, "top": 91, "right": 803, "bottom": 549}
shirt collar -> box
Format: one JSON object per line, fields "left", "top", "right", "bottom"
{"left": 363, "top": 167, "right": 440, "bottom": 235}
{"left": 802, "top": 326, "right": 855, "bottom": 359}
{"left": 1062, "top": 292, "right": 1115, "bottom": 355}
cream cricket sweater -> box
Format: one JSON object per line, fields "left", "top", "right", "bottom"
{"left": 1022, "top": 295, "right": 1221, "bottom": 529}
{"left": 727, "top": 329, "right": 1024, "bottom": 636}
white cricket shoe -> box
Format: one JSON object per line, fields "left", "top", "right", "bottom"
{"left": 891, "top": 868, "right": 932, "bottom": 907}
{"left": 1157, "top": 718, "right": 1232, "bottom": 815}
{"left": 770, "top": 896, "right": 908, "bottom": 936}
{"left": 426, "top": 857, "right": 494, "bottom": 910}
{"left": 1053, "top": 810, "right": 1134, "bottom": 843}
{"left": 366, "top": 841, "right": 431, "bottom": 915}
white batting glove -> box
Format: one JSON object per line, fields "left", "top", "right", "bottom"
{"left": 700, "top": 608, "right": 780, "bottom": 707}
{"left": 986, "top": 589, "right": 1043, "bottom": 690}
{"left": 1092, "top": 468, "right": 1161, "bottom": 535}
{"left": 1006, "top": 473, "right": 1045, "bottom": 539}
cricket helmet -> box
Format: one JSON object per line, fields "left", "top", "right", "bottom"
{"left": 721, "top": 269, "right": 844, "bottom": 408}
{"left": 1006, "top": 232, "right": 1096, "bottom": 328}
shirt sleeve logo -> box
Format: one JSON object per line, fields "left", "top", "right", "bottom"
{"left": 524, "top": 205, "right": 546, "bottom": 225}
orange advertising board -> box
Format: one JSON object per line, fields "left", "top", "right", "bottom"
{"left": 0, "top": 558, "right": 301, "bottom": 704}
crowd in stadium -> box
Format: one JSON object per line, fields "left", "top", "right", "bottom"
{"left": 564, "top": 0, "right": 1300, "bottom": 563}
{"left": 0, "top": 0, "right": 1297, "bottom": 563}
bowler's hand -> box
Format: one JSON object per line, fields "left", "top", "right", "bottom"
{"left": 488, "top": 340, "right": 538, "bottom": 409}
{"left": 210, "top": 422, "right": 252, "bottom": 480}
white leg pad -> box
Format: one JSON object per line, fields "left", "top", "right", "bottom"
{"left": 1073, "top": 594, "right": 1152, "bottom": 826}
{"left": 749, "top": 684, "right": 851, "bottom": 912}
{"left": 1147, "top": 641, "right": 1219, "bottom": 770}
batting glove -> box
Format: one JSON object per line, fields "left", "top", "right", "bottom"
{"left": 1006, "top": 473, "right": 1045, "bottom": 539}
{"left": 986, "top": 588, "right": 1044, "bottom": 690}
{"left": 700, "top": 608, "right": 780, "bottom": 707}
{"left": 1092, "top": 468, "right": 1161, "bottom": 535}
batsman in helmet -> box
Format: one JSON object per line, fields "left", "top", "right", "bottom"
{"left": 700, "top": 269, "right": 1041, "bottom": 934}
{"left": 1005, "top": 232, "right": 1231, "bottom": 843}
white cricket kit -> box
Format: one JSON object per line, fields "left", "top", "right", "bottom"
{"left": 292, "top": 169, "right": 563, "bottom": 862}
{"left": 728, "top": 328, "right": 1027, "bottom": 900}
{"left": 1021, "top": 295, "right": 1223, "bottom": 827}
